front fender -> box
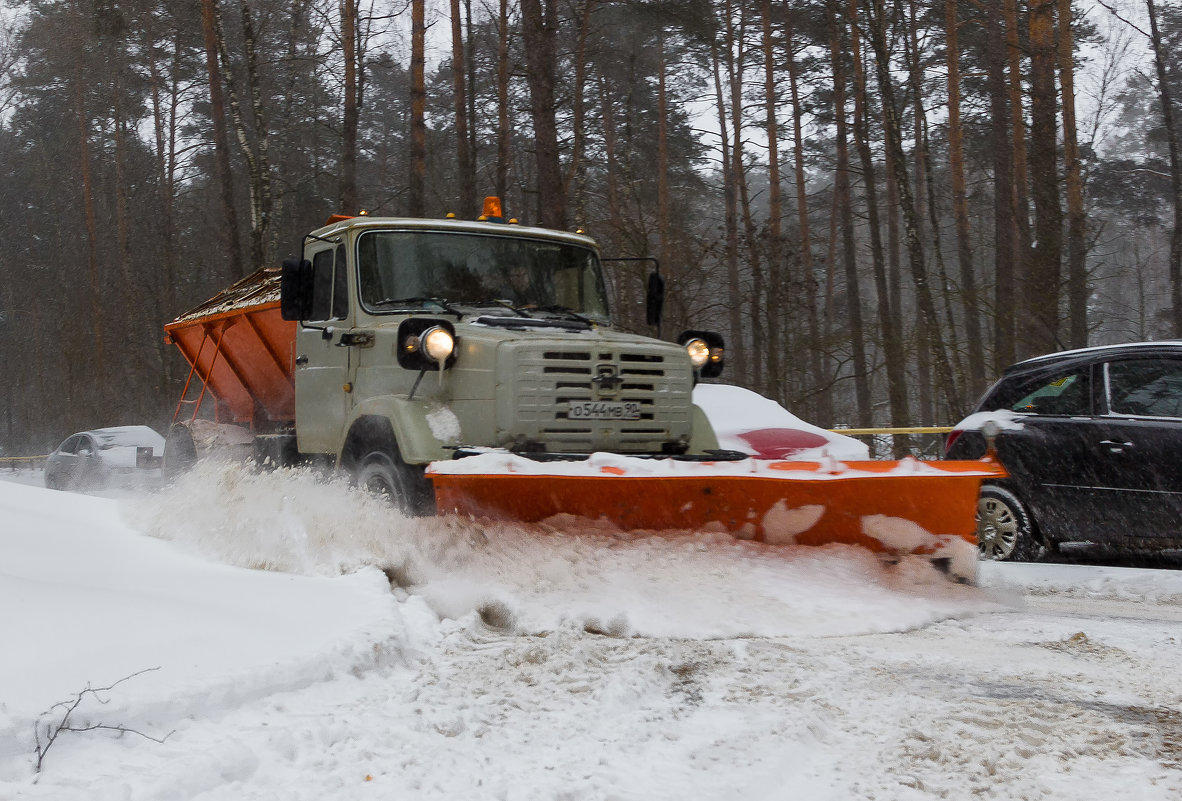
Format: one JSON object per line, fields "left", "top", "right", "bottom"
{"left": 342, "top": 395, "right": 461, "bottom": 466}
{"left": 688, "top": 403, "right": 721, "bottom": 454}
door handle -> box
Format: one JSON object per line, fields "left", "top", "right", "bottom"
{"left": 1099, "top": 439, "right": 1133, "bottom": 452}
{"left": 295, "top": 355, "right": 309, "bottom": 366}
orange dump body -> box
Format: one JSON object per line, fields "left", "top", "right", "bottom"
{"left": 163, "top": 268, "right": 297, "bottom": 427}
{"left": 430, "top": 458, "right": 1006, "bottom": 552}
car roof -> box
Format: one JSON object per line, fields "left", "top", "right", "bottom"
{"left": 77, "top": 426, "right": 165, "bottom": 447}
{"left": 1005, "top": 340, "right": 1182, "bottom": 374}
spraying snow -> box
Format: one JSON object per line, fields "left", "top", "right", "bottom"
{"left": 125, "top": 462, "right": 995, "bottom": 639}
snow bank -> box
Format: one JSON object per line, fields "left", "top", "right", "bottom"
{"left": 0, "top": 479, "right": 409, "bottom": 782}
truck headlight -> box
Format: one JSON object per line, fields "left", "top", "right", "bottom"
{"left": 422, "top": 326, "right": 455, "bottom": 363}
{"left": 396, "top": 318, "right": 458, "bottom": 371}
{"left": 677, "top": 329, "right": 726, "bottom": 378}
{"left": 684, "top": 337, "right": 710, "bottom": 369}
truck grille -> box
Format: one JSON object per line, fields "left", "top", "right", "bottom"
{"left": 499, "top": 343, "right": 694, "bottom": 453}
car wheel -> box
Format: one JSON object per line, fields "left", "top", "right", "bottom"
{"left": 355, "top": 450, "right": 432, "bottom": 516}
{"left": 976, "top": 485, "right": 1041, "bottom": 561}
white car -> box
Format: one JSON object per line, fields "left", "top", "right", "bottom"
{"left": 44, "top": 426, "right": 166, "bottom": 491}
{"left": 693, "top": 384, "right": 869, "bottom": 461}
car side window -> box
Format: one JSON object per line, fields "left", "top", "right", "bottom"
{"left": 1106, "top": 358, "right": 1182, "bottom": 418}
{"left": 1008, "top": 370, "right": 1091, "bottom": 415}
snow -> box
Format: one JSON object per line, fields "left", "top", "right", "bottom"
{"left": 426, "top": 449, "right": 990, "bottom": 478}
{"left": 693, "top": 384, "right": 870, "bottom": 460}
{"left": 3, "top": 464, "right": 1182, "bottom": 800}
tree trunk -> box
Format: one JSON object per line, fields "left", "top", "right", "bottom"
{"left": 520, "top": 0, "right": 567, "bottom": 229}
{"left": 761, "top": 0, "right": 784, "bottom": 399}
{"left": 1005, "top": 0, "right": 1032, "bottom": 265}
{"left": 496, "top": 0, "right": 511, "bottom": 201}
{"left": 200, "top": 0, "right": 243, "bottom": 282}
{"left": 566, "top": 0, "right": 595, "bottom": 224}
{"left": 849, "top": 0, "right": 909, "bottom": 441}
{"left": 784, "top": 7, "right": 824, "bottom": 422}
{"left": 864, "top": 0, "right": 961, "bottom": 418}
{"left": 1024, "top": 0, "right": 1064, "bottom": 356}
{"left": 657, "top": 25, "right": 670, "bottom": 265}
{"left": 1147, "top": 0, "right": 1182, "bottom": 337}
{"left": 945, "top": 0, "right": 986, "bottom": 394}
{"left": 726, "top": 0, "right": 766, "bottom": 389}
{"left": 1059, "top": 0, "right": 1088, "bottom": 347}
{"left": 710, "top": 36, "right": 747, "bottom": 379}
{"left": 986, "top": 0, "right": 1017, "bottom": 369}
{"left": 214, "top": 0, "right": 271, "bottom": 270}
{"left": 340, "top": 0, "right": 358, "bottom": 213}
{"left": 828, "top": 0, "right": 872, "bottom": 426}
{"left": 408, "top": 0, "right": 426, "bottom": 217}
{"left": 72, "top": 9, "right": 105, "bottom": 393}
{"left": 450, "top": 0, "right": 475, "bottom": 218}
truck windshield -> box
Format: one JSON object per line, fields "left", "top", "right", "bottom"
{"left": 357, "top": 230, "right": 610, "bottom": 321}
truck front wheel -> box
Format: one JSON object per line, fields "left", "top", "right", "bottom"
{"left": 355, "top": 450, "right": 432, "bottom": 517}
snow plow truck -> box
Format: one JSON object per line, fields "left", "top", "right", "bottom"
{"left": 163, "top": 198, "right": 1003, "bottom": 582}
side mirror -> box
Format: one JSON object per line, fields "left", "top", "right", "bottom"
{"left": 645, "top": 271, "right": 665, "bottom": 329}
{"left": 280, "top": 257, "right": 313, "bottom": 321}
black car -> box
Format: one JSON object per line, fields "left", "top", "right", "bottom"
{"left": 945, "top": 342, "right": 1182, "bottom": 560}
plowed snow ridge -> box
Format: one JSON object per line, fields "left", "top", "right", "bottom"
{"left": 125, "top": 461, "right": 1002, "bottom": 638}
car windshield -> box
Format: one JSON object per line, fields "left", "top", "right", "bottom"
{"left": 356, "top": 230, "right": 610, "bottom": 322}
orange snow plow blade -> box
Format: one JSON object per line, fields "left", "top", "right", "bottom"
{"left": 429, "top": 455, "right": 1005, "bottom": 556}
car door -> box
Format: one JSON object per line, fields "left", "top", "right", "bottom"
{"left": 73, "top": 435, "right": 106, "bottom": 489}
{"left": 48, "top": 434, "right": 82, "bottom": 487}
{"left": 1091, "top": 356, "right": 1182, "bottom": 538}
{"left": 992, "top": 364, "right": 1112, "bottom": 540}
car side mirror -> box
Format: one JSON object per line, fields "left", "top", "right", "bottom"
{"left": 280, "top": 257, "right": 314, "bottom": 321}
{"left": 645, "top": 271, "right": 665, "bottom": 329}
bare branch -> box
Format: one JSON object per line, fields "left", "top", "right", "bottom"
{"left": 34, "top": 668, "right": 173, "bottom": 774}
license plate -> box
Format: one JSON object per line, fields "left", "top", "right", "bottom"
{"left": 567, "top": 400, "right": 641, "bottom": 420}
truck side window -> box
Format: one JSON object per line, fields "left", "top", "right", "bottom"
{"left": 332, "top": 243, "right": 348, "bottom": 319}
{"left": 311, "top": 249, "right": 334, "bottom": 321}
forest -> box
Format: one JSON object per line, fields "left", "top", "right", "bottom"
{"left": 0, "top": 0, "right": 1180, "bottom": 456}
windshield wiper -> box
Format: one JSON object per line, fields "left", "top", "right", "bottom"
{"left": 370, "top": 296, "right": 463, "bottom": 317}
{"left": 530, "top": 305, "right": 593, "bottom": 326}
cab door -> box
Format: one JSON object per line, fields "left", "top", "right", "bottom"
{"left": 294, "top": 243, "right": 353, "bottom": 455}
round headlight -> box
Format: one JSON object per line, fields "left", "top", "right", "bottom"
{"left": 684, "top": 337, "right": 710, "bottom": 369}
{"left": 422, "top": 326, "right": 455, "bottom": 363}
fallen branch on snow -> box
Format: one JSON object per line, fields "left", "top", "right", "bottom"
{"left": 33, "top": 667, "right": 175, "bottom": 774}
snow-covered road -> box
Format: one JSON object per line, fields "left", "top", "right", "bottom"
{"left": 2, "top": 465, "right": 1181, "bottom": 800}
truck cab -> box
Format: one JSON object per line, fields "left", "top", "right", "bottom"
{"left": 278, "top": 204, "right": 725, "bottom": 512}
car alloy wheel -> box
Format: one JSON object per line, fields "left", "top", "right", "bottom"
{"left": 976, "top": 485, "right": 1040, "bottom": 561}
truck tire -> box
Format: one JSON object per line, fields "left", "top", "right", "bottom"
{"left": 163, "top": 424, "right": 198, "bottom": 480}
{"left": 976, "top": 485, "right": 1042, "bottom": 562}
{"left": 356, "top": 450, "right": 432, "bottom": 516}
